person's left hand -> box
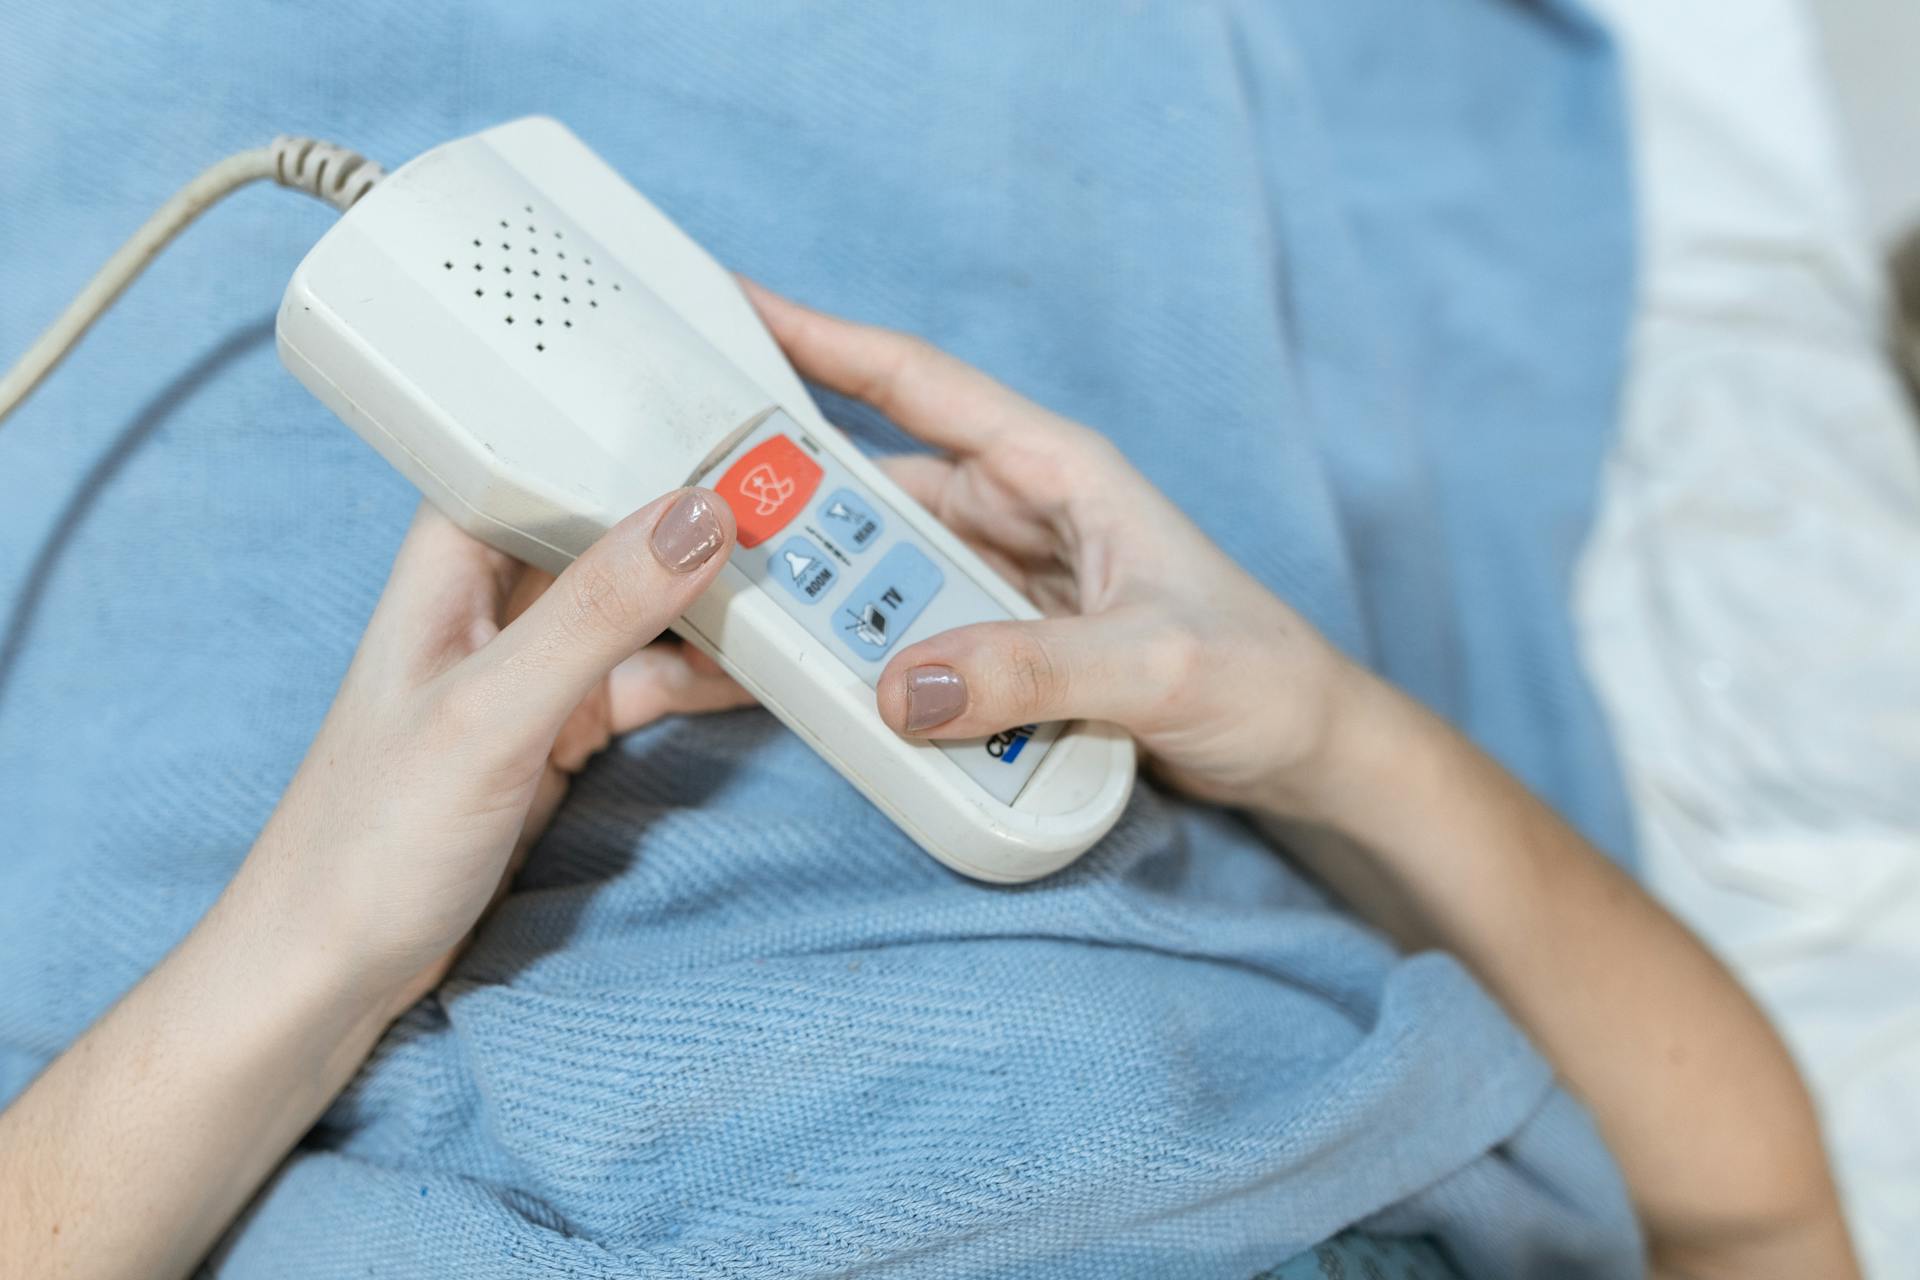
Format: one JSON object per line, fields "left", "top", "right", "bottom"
{"left": 236, "top": 490, "right": 752, "bottom": 1016}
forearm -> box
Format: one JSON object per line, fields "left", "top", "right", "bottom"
{"left": 0, "top": 492, "right": 730, "bottom": 1278}
{"left": 1270, "top": 681, "right": 1855, "bottom": 1277}
{"left": 0, "top": 861, "right": 396, "bottom": 1280}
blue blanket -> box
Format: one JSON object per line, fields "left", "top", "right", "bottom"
{"left": 0, "top": 2, "right": 1642, "bottom": 1275}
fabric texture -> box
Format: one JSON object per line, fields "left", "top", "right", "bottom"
{"left": 1258, "top": 1232, "right": 1460, "bottom": 1280}
{"left": 0, "top": 2, "right": 1641, "bottom": 1275}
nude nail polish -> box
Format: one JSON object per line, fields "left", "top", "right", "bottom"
{"left": 905, "top": 666, "right": 967, "bottom": 732}
{"left": 650, "top": 490, "right": 725, "bottom": 572}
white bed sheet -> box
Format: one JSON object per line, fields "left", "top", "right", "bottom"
{"left": 1580, "top": 1, "right": 1920, "bottom": 1272}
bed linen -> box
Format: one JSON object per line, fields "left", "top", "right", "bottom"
{"left": 0, "top": 2, "right": 1641, "bottom": 1273}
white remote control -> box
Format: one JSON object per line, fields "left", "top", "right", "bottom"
{"left": 276, "top": 117, "right": 1134, "bottom": 882}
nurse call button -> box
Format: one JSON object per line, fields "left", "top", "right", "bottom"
{"left": 717, "top": 434, "right": 823, "bottom": 548}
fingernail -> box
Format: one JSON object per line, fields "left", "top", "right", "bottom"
{"left": 650, "top": 490, "right": 726, "bottom": 573}
{"left": 904, "top": 665, "right": 968, "bottom": 732}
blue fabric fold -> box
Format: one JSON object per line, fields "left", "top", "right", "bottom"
{"left": 0, "top": 1, "right": 1641, "bottom": 1274}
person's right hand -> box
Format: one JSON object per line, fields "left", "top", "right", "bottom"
{"left": 747, "top": 284, "right": 1383, "bottom": 819}
{"left": 244, "top": 488, "right": 740, "bottom": 1016}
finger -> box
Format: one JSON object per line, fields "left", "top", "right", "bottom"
{"left": 875, "top": 453, "right": 1039, "bottom": 591}
{"left": 513, "top": 762, "right": 571, "bottom": 868}
{"left": 874, "top": 611, "right": 1183, "bottom": 740}
{"left": 680, "top": 642, "right": 728, "bottom": 679}
{"left": 550, "top": 682, "right": 614, "bottom": 775}
{"left": 367, "top": 503, "right": 524, "bottom": 674}
{"left": 501, "top": 565, "right": 556, "bottom": 628}
{"left": 388, "top": 502, "right": 520, "bottom": 603}
{"left": 458, "top": 488, "right": 734, "bottom": 734}
{"left": 607, "top": 642, "right": 757, "bottom": 732}
{"left": 741, "top": 279, "right": 1056, "bottom": 456}
{"left": 875, "top": 452, "right": 954, "bottom": 511}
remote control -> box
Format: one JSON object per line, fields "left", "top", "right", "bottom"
{"left": 276, "top": 117, "right": 1134, "bottom": 882}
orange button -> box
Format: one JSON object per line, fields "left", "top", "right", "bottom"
{"left": 715, "top": 434, "right": 823, "bottom": 548}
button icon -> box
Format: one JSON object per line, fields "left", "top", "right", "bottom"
{"left": 716, "top": 435, "right": 823, "bottom": 548}
{"left": 770, "top": 535, "right": 838, "bottom": 606}
{"left": 742, "top": 465, "right": 795, "bottom": 516}
{"left": 836, "top": 543, "right": 944, "bottom": 661}
{"left": 818, "top": 487, "right": 884, "bottom": 552}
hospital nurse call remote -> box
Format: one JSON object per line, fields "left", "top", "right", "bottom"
{"left": 275, "top": 117, "right": 1135, "bottom": 882}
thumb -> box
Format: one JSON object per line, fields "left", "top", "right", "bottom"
{"left": 875, "top": 611, "right": 1179, "bottom": 741}
{"left": 460, "top": 488, "right": 734, "bottom": 733}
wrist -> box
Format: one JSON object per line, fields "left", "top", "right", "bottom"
{"left": 1248, "top": 660, "right": 1439, "bottom": 834}
{"left": 218, "top": 842, "right": 418, "bottom": 1039}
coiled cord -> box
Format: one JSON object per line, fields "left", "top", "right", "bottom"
{"left": 270, "top": 136, "right": 384, "bottom": 213}
{"left": 0, "top": 137, "right": 383, "bottom": 425}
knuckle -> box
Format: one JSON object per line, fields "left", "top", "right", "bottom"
{"left": 564, "top": 554, "right": 642, "bottom": 641}
{"left": 873, "top": 333, "right": 938, "bottom": 409}
{"left": 427, "top": 677, "right": 496, "bottom": 749}
{"left": 1005, "top": 434, "right": 1068, "bottom": 488}
{"left": 992, "top": 434, "right": 1080, "bottom": 515}
{"left": 1053, "top": 417, "right": 1119, "bottom": 468}
{"left": 551, "top": 709, "right": 612, "bottom": 774}
{"left": 1000, "top": 628, "right": 1064, "bottom": 716}
{"left": 1141, "top": 618, "right": 1205, "bottom": 717}
{"left": 431, "top": 675, "right": 545, "bottom": 773}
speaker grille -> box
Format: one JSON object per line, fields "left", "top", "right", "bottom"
{"left": 438, "top": 202, "right": 626, "bottom": 353}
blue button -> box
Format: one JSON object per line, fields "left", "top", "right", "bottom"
{"left": 818, "top": 487, "right": 884, "bottom": 552}
{"left": 836, "top": 543, "right": 944, "bottom": 661}
{"left": 770, "top": 536, "right": 839, "bottom": 605}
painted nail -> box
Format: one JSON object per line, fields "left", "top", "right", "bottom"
{"left": 650, "top": 490, "right": 726, "bottom": 573}
{"left": 904, "top": 665, "right": 968, "bottom": 732}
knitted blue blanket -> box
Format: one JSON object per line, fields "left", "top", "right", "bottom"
{"left": 0, "top": 2, "right": 1642, "bottom": 1274}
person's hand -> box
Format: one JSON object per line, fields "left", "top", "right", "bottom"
{"left": 235, "top": 489, "right": 747, "bottom": 1016}
{"left": 746, "top": 284, "right": 1382, "bottom": 818}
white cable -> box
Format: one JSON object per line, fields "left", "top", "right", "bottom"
{"left": 0, "top": 136, "right": 383, "bottom": 427}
